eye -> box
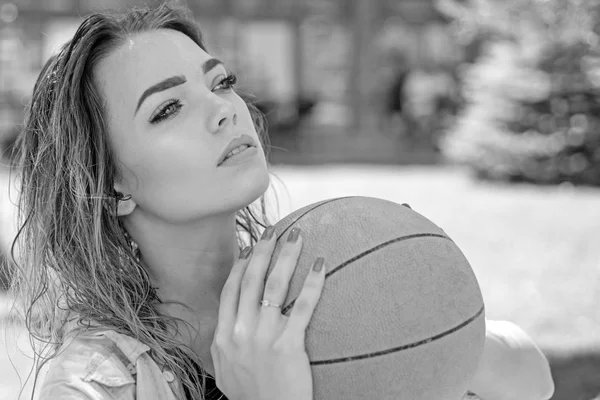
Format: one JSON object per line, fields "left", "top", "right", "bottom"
{"left": 212, "top": 73, "right": 238, "bottom": 92}
{"left": 149, "top": 99, "right": 183, "bottom": 124}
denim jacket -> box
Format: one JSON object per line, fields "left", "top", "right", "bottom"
{"left": 37, "top": 319, "right": 554, "bottom": 400}
{"left": 39, "top": 327, "right": 186, "bottom": 400}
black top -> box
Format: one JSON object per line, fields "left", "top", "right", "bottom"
{"left": 184, "top": 359, "right": 228, "bottom": 400}
{"left": 202, "top": 374, "right": 227, "bottom": 400}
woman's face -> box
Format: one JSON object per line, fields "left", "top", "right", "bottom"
{"left": 95, "top": 29, "right": 270, "bottom": 223}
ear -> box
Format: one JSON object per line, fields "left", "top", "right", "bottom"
{"left": 111, "top": 183, "right": 137, "bottom": 217}
{"left": 115, "top": 194, "right": 136, "bottom": 216}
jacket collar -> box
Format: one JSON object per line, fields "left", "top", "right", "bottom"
{"left": 62, "top": 317, "right": 151, "bottom": 365}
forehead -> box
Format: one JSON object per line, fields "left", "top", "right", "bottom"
{"left": 94, "top": 29, "right": 211, "bottom": 111}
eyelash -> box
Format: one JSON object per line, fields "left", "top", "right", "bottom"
{"left": 216, "top": 73, "right": 238, "bottom": 91}
{"left": 149, "top": 73, "right": 239, "bottom": 125}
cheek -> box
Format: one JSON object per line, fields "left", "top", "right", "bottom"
{"left": 124, "top": 139, "right": 215, "bottom": 201}
{"left": 148, "top": 145, "right": 214, "bottom": 183}
{"left": 238, "top": 103, "right": 268, "bottom": 155}
{"left": 134, "top": 156, "right": 219, "bottom": 220}
{"left": 234, "top": 97, "right": 259, "bottom": 131}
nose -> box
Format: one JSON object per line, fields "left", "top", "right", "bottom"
{"left": 207, "top": 95, "right": 237, "bottom": 134}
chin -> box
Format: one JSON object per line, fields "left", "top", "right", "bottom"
{"left": 243, "top": 164, "right": 271, "bottom": 205}
{"left": 228, "top": 158, "right": 271, "bottom": 211}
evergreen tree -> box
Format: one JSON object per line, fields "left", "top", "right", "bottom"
{"left": 438, "top": 0, "right": 600, "bottom": 185}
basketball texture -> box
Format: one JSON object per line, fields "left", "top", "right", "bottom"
{"left": 265, "top": 196, "right": 486, "bottom": 400}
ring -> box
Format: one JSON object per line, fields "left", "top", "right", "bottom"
{"left": 260, "top": 299, "right": 282, "bottom": 308}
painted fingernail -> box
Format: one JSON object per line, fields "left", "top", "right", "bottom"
{"left": 261, "top": 226, "right": 275, "bottom": 241}
{"left": 287, "top": 227, "right": 301, "bottom": 243}
{"left": 312, "top": 257, "right": 324, "bottom": 272}
{"left": 239, "top": 246, "right": 252, "bottom": 260}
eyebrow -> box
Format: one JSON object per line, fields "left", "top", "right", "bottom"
{"left": 202, "top": 58, "right": 223, "bottom": 74}
{"left": 134, "top": 58, "right": 224, "bottom": 116}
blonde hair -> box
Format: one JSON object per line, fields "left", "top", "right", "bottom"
{"left": 9, "top": 2, "right": 276, "bottom": 398}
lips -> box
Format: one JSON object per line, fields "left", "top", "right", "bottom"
{"left": 217, "top": 134, "right": 256, "bottom": 166}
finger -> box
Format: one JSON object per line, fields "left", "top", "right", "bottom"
{"left": 236, "top": 226, "right": 277, "bottom": 321}
{"left": 260, "top": 227, "right": 303, "bottom": 310}
{"left": 216, "top": 246, "right": 252, "bottom": 333}
{"left": 285, "top": 257, "right": 325, "bottom": 335}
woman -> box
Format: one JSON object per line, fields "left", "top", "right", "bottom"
{"left": 10, "top": 2, "right": 554, "bottom": 399}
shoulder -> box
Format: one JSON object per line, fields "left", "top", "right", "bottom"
{"left": 39, "top": 328, "right": 147, "bottom": 400}
{"left": 479, "top": 319, "right": 554, "bottom": 400}
{"left": 484, "top": 319, "right": 548, "bottom": 358}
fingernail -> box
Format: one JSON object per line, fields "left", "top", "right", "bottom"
{"left": 287, "top": 227, "right": 301, "bottom": 243}
{"left": 261, "top": 226, "right": 275, "bottom": 241}
{"left": 402, "top": 203, "right": 412, "bottom": 209}
{"left": 312, "top": 257, "right": 324, "bottom": 272}
{"left": 239, "top": 246, "right": 252, "bottom": 260}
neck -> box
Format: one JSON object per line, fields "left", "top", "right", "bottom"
{"left": 123, "top": 211, "right": 240, "bottom": 314}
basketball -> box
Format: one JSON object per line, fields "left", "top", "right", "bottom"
{"left": 266, "top": 196, "right": 486, "bottom": 400}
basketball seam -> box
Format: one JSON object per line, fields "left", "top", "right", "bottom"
{"left": 276, "top": 201, "right": 481, "bottom": 366}
{"left": 282, "top": 233, "right": 453, "bottom": 314}
{"left": 309, "top": 304, "right": 485, "bottom": 366}
{"left": 274, "top": 196, "right": 356, "bottom": 242}
{"left": 325, "top": 233, "right": 452, "bottom": 280}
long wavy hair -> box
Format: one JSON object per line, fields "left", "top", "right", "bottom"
{"left": 9, "top": 2, "right": 279, "bottom": 399}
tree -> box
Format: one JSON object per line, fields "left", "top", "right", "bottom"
{"left": 438, "top": 0, "right": 600, "bottom": 185}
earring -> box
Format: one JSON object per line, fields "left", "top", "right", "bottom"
{"left": 113, "top": 190, "right": 134, "bottom": 215}
{"left": 122, "top": 228, "right": 141, "bottom": 263}
{"left": 113, "top": 191, "right": 140, "bottom": 262}
{"left": 114, "top": 191, "right": 132, "bottom": 203}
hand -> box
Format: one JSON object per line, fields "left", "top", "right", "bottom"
{"left": 211, "top": 227, "right": 326, "bottom": 400}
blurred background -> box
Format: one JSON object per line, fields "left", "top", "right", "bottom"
{"left": 0, "top": 0, "right": 599, "bottom": 399}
